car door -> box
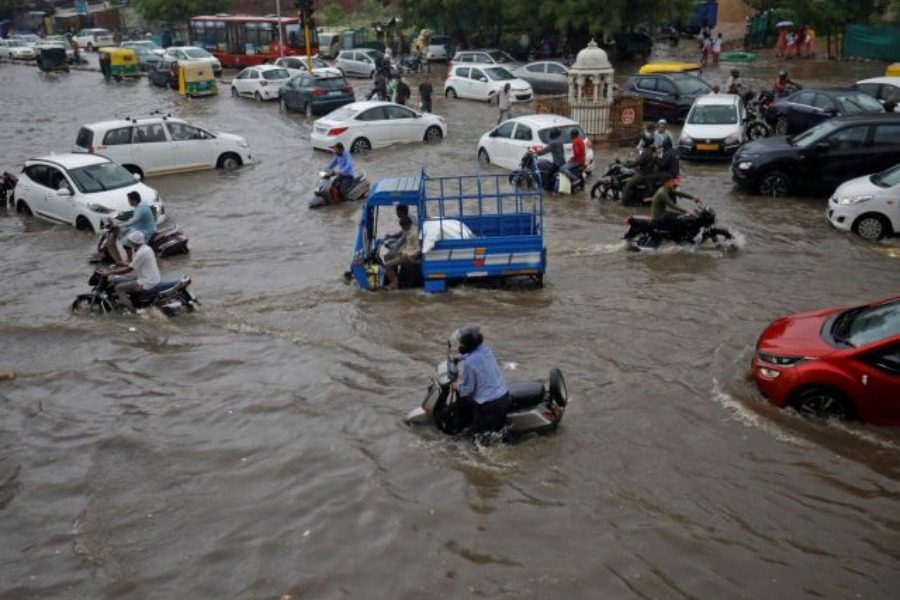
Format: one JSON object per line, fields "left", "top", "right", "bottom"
{"left": 469, "top": 67, "right": 490, "bottom": 100}
{"left": 522, "top": 63, "right": 545, "bottom": 92}
{"left": 94, "top": 125, "right": 134, "bottom": 167}
{"left": 856, "top": 342, "right": 900, "bottom": 423}
{"left": 352, "top": 52, "right": 368, "bottom": 77}
{"left": 20, "top": 164, "right": 53, "bottom": 219}
{"left": 810, "top": 124, "right": 873, "bottom": 193}
{"left": 634, "top": 77, "right": 660, "bottom": 120}
{"left": 131, "top": 122, "right": 172, "bottom": 174}
{"left": 655, "top": 77, "right": 680, "bottom": 119}
{"left": 483, "top": 120, "right": 518, "bottom": 169}
{"left": 166, "top": 122, "right": 214, "bottom": 170}
{"left": 784, "top": 91, "right": 817, "bottom": 132}
{"left": 869, "top": 122, "right": 900, "bottom": 174}
{"left": 546, "top": 62, "right": 568, "bottom": 92}
{"left": 809, "top": 93, "right": 838, "bottom": 128}
{"left": 284, "top": 75, "right": 305, "bottom": 110}
{"left": 508, "top": 122, "right": 535, "bottom": 169}
{"left": 354, "top": 106, "right": 390, "bottom": 146}
{"left": 451, "top": 67, "right": 470, "bottom": 97}
{"left": 43, "top": 166, "right": 78, "bottom": 224}
{"left": 244, "top": 68, "right": 260, "bottom": 96}
{"left": 384, "top": 105, "right": 422, "bottom": 143}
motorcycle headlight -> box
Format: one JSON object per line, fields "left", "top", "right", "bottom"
{"left": 737, "top": 161, "right": 753, "bottom": 170}
{"left": 836, "top": 194, "right": 873, "bottom": 205}
{"left": 87, "top": 202, "right": 112, "bottom": 214}
{"left": 724, "top": 133, "right": 741, "bottom": 145}
{"left": 757, "top": 352, "right": 810, "bottom": 367}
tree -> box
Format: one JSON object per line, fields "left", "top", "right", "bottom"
{"left": 132, "top": 0, "right": 232, "bottom": 27}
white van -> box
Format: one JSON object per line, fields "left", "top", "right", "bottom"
{"left": 318, "top": 32, "right": 342, "bottom": 59}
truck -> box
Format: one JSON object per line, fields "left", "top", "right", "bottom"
{"left": 348, "top": 171, "right": 546, "bottom": 293}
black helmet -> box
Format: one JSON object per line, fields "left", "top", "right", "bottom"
{"left": 731, "top": 68, "right": 740, "bottom": 77}
{"left": 778, "top": 69, "right": 788, "bottom": 78}
{"left": 452, "top": 324, "right": 484, "bottom": 355}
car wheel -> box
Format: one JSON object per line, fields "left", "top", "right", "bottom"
{"left": 758, "top": 170, "right": 792, "bottom": 197}
{"left": 16, "top": 199, "right": 32, "bottom": 216}
{"left": 445, "top": 87, "right": 457, "bottom": 99}
{"left": 852, "top": 213, "right": 892, "bottom": 241}
{"left": 477, "top": 148, "right": 490, "bottom": 164}
{"left": 791, "top": 387, "right": 855, "bottom": 421}
{"left": 774, "top": 117, "right": 789, "bottom": 136}
{"left": 424, "top": 126, "right": 443, "bottom": 144}
{"left": 75, "top": 215, "right": 94, "bottom": 233}
{"left": 350, "top": 138, "right": 371, "bottom": 154}
{"left": 254, "top": 91, "right": 262, "bottom": 103}
{"left": 217, "top": 153, "right": 243, "bottom": 171}
{"left": 231, "top": 86, "right": 238, "bottom": 97}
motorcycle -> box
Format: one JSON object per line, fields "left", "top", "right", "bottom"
{"left": 743, "top": 90, "right": 774, "bottom": 140}
{"left": 90, "top": 215, "right": 189, "bottom": 264}
{"left": 623, "top": 199, "right": 734, "bottom": 250}
{"left": 509, "top": 150, "right": 586, "bottom": 195}
{"left": 405, "top": 344, "right": 568, "bottom": 438}
{"left": 1, "top": 171, "right": 17, "bottom": 206}
{"left": 399, "top": 54, "right": 424, "bottom": 73}
{"left": 71, "top": 269, "right": 199, "bottom": 317}
{"left": 590, "top": 159, "right": 639, "bottom": 202}
{"left": 310, "top": 170, "right": 370, "bottom": 208}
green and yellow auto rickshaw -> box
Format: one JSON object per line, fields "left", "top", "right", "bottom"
{"left": 178, "top": 60, "right": 218, "bottom": 97}
{"left": 37, "top": 46, "right": 69, "bottom": 73}
{"left": 98, "top": 47, "right": 140, "bottom": 80}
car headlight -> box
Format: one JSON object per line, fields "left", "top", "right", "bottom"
{"left": 757, "top": 352, "right": 810, "bottom": 367}
{"left": 737, "top": 161, "right": 753, "bottom": 170}
{"left": 757, "top": 367, "right": 781, "bottom": 380}
{"left": 724, "top": 133, "right": 741, "bottom": 145}
{"left": 836, "top": 194, "right": 873, "bottom": 205}
{"left": 680, "top": 133, "right": 693, "bottom": 143}
{"left": 87, "top": 202, "right": 112, "bottom": 214}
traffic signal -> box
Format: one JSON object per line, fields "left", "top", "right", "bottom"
{"left": 295, "top": 0, "right": 314, "bottom": 11}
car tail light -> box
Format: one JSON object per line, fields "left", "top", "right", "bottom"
{"left": 327, "top": 127, "right": 348, "bottom": 136}
{"left": 311, "top": 87, "right": 325, "bottom": 96}
{"left": 260, "top": 80, "right": 268, "bottom": 87}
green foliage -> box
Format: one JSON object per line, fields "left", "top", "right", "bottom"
{"left": 132, "top": 0, "right": 232, "bottom": 25}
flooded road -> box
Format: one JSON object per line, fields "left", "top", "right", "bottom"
{"left": 1, "top": 45, "right": 899, "bottom": 600}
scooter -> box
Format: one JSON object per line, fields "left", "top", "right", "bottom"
{"left": 71, "top": 269, "right": 199, "bottom": 317}
{"left": 623, "top": 199, "right": 734, "bottom": 250}
{"left": 510, "top": 150, "right": 586, "bottom": 194}
{"left": 405, "top": 342, "right": 568, "bottom": 438}
{"left": 310, "top": 170, "right": 370, "bottom": 208}
{"left": 90, "top": 216, "right": 189, "bottom": 264}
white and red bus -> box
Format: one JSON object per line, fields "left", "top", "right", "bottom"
{"left": 190, "top": 15, "right": 319, "bottom": 68}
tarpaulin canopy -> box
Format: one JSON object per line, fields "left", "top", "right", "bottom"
{"left": 842, "top": 23, "right": 900, "bottom": 62}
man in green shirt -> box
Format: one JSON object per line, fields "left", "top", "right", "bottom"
{"left": 649, "top": 176, "right": 697, "bottom": 233}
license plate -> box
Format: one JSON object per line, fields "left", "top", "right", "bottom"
{"left": 315, "top": 127, "right": 328, "bottom": 134}
{"left": 328, "top": 90, "right": 341, "bottom": 96}
{"left": 697, "top": 143, "right": 719, "bottom": 151}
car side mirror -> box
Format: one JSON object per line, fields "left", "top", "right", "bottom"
{"left": 132, "top": 172, "right": 142, "bottom": 181}
{"left": 489, "top": 129, "right": 498, "bottom": 137}
{"left": 56, "top": 186, "right": 72, "bottom": 196}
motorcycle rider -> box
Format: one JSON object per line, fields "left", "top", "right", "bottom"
{"left": 654, "top": 119, "right": 673, "bottom": 149}
{"left": 622, "top": 143, "right": 658, "bottom": 206}
{"left": 535, "top": 127, "right": 566, "bottom": 178}
{"left": 106, "top": 190, "right": 156, "bottom": 264}
{"left": 650, "top": 176, "right": 698, "bottom": 235}
{"left": 451, "top": 325, "right": 511, "bottom": 435}
{"left": 726, "top": 68, "right": 744, "bottom": 95}
{"left": 325, "top": 142, "right": 355, "bottom": 203}
{"left": 105, "top": 230, "right": 161, "bottom": 310}
{"left": 773, "top": 70, "right": 799, "bottom": 97}
{"left": 383, "top": 213, "right": 419, "bottom": 290}
{"left": 560, "top": 129, "right": 586, "bottom": 183}
{"left": 655, "top": 138, "right": 680, "bottom": 183}
{"left": 635, "top": 123, "right": 655, "bottom": 153}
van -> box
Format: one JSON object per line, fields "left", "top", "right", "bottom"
{"left": 318, "top": 32, "right": 342, "bottom": 59}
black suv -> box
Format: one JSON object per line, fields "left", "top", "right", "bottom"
{"left": 623, "top": 73, "right": 712, "bottom": 122}
{"left": 731, "top": 113, "right": 900, "bottom": 197}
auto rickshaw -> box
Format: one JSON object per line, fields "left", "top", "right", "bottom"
{"left": 887, "top": 63, "right": 900, "bottom": 77}
{"left": 638, "top": 62, "right": 702, "bottom": 75}
{"left": 98, "top": 47, "right": 140, "bottom": 80}
{"left": 177, "top": 60, "right": 218, "bottom": 97}
{"left": 37, "top": 47, "right": 69, "bottom": 73}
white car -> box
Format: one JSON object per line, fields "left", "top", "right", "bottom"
{"left": 11, "top": 33, "right": 42, "bottom": 47}
{"left": 444, "top": 64, "right": 533, "bottom": 103}
{"left": 451, "top": 49, "right": 519, "bottom": 68}
{"left": 273, "top": 55, "right": 342, "bottom": 78}
{"left": 73, "top": 28, "right": 115, "bottom": 51}
{"left": 678, "top": 94, "right": 746, "bottom": 161}
{"left": 827, "top": 163, "right": 900, "bottom": 241}
{"left": 476, "top": 114, "right": 593, "bottom": 171}
{"left": 12, "top": 153, "right": 165, "bottom": 233}
{"left": 0, "top": 39, "right": 37, "bottom": 60}
{"left": 334, "top": 48, "right": 387, "bottom": 78}
{"left": 231, "top": 65, "right": 291, "bottom": 101}
{"left": 425, "top": 35, "right": 452, "bottom": 61}
{"left": 162, "top": 46, "right": 222, "bottom": 76}
{"left": 310, "top": 101, "right": 447, "bottom": 153}
{"left": 855, "top": 77, "right": 900, "bottom": 112}
{"left": 121, "top": 40, "right": 165, "bottom": 56}
{"left": 73, "top": 116, "right": 252, "bottom": 178}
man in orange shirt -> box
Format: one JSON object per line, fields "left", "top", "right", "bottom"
{"left": 560, "top": 129, "right": 586, "bottom": 182}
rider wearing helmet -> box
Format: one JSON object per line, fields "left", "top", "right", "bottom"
{"left": 451, "top": 325, "right": 511, "bottom": 434}
{"left": 726, "top": 69, "right": 743, "bottom": 95}
{"left": 773, "top": 70, "right": 799, "bottom": 97}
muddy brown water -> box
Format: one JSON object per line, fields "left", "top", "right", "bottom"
{"left": 1, "top": 44, "right": 899, "bottom": 599}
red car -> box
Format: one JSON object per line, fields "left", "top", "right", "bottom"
{"left": 752, "top": 296, "right": 900, "bottom": 426}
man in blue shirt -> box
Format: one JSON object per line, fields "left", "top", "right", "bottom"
{"left": 104, "top": 191, "right": 156, "bottom": 264}
{"left": 451, "top": 325, "right": 511, "bottom": 434}
{"left": 326, "top": 142, "right": 355, "bottom": 203}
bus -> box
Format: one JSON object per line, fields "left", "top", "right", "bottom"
{"left": 189, "top": 15, "right": 319, "bottom": 68}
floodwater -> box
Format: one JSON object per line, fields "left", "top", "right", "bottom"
{"left": 1, "top": 43, "right": 899, "bottom": 600}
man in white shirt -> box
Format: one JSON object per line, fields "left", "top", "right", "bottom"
{"left": 105, "top": 230, "right": 161, "bottom": 309}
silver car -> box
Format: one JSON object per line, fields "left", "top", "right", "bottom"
{"left": 513, "top": 61, "right": 570, "bottom": 95}
{"left": 334, "top": 48, "right": 383, "bottom": 78}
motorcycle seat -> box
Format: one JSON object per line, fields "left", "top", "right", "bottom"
{"left": 508, "top": 381, "right": 545, "bottom": 411}
{"left": 140, "top": 278, "right": 182, "bottom": 298}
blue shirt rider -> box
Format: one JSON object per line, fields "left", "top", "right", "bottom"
{"left": 118, "top": 190, "right": 156, "bottom": 262}
{"left": 451, "top": 325, "right": 511, "bottom": 434}
{"left": 326, "top": 142, "right": 355, "bottom": 203}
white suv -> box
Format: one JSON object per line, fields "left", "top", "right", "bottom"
{"left": 74, "top": 116, "right": 252, "bottom": 178}
{"left": 73, "top": 28, "right": 115, "bottom": 51}
{"left": 444, "top": 64, "right": 533, "bottom": 103}
{"left": 12, "top": 154, "right": 165, "bottom": 233}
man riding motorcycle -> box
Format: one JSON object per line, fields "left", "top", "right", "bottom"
{"left": 105, "top": 190, "right": 156, "bottom": 264}
{"left": 325, "top": 142, "right": 355, "bottom": 203}
{"left": 451, "top": 325, "right": 511, "bottom": 435}
{"left": 621, "top": 144, "right": 658, "bottom": 206}
{"left": 773, "top": 70, "right": 800, "bottom": 97}
{"left": 103, "top": 230, "right": 161, "bottom": 310}
{"left": 650, "top": 176, "right": 698, "bottom": 235}
{"left": 726, "top": 68, "right": 743, "bottom": 95}
{"left": 534, "top": 127, "right": 566, "bottom": 179}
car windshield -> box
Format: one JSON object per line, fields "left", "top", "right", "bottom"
{"left": 538, "top": 125, "right": 583, "bottom": 144}
{"left": 18, "top": 34, "right": 40, "bottom": 42}
{"left": 327, "top": 107, "right": 358, "bottom": 121}
{"left": 263, "top": 68, "right": 290, "bottom": 80}
{"left": 675, "top": 76, "right": 712, "bottom": 95}
{"left": 687, "top": 104, "right": 738, "bottom": 125}
{"left": 9, "top": 41, "right": 25, "bottom": 47}
{"left": 487, "top": 50, "right": 515, "bottom": 63}
{"left": 872, "top": 164, "right": 900, "bottom": 188}
{"left": 790, "top": 119, "right": 840, "bottom": 148}
{"left": 485, "top": 67, "right": 515, "bottom": 81}
{"left": 184, "top": 48, "right": 211, "bottom": 59}
{"left": 835, "top": 93, "right": 885, "bottom": 113}
{"left": 432, "top": 36, "right": 450, "bottom": 45}
{"left": 833, "top": 300, "right": 900, "bottom": 347}
{"left": 68, "top": 162, "right": 137, "bottom": 194}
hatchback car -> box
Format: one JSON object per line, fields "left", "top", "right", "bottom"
{"left": 752, "top": 296, "right": 900, "bottom": 426}
{"left": 73, "top": 28, "right": 115, "bottom": 51}
{"left": 678, "top": 94, "right": 747, "bottom": 161}
{"left": 512, "top": 61, "right": 569, "bottom": 94}
{"left": 0, "top": 39, "right": 37, "bottom": 60}
{"left": 766, "top": 88, "right": 884, "bottom": 135}
{"left": 731, "top": 113, "right": 900, "bottom": 197}
{"left": 334, "top": 48, "right": 386, "bottom": 78}
{"left": 148, "top": 60, "right": 177, "bottom": 89}
{"left": 280, "top": 72, "right": 355, "bottom": 115}
{"left": 310, "top": 101, "right": 447, "bottom": 153}
{"left": 476, "top": 114, "right": 593, "bottom": 172}
{"left": 854, "top": 77, "right": 900, "bottom": 112}
{"left": 451, "top": 49, "right": 519, "bottom": 69}
{"left": 622, "top": 73, "right": 712, "bottom": 122}
{"left": 444, "top": 64, "right": 533, "bottom": 103}
{"left": 124, "top": 43, "right": 163, "bottom": 72}
{"left": 273, "top": 55, "right": 341, "bottom": 78}
{"left": 827, "top": 163, "right": 900, "bottom": 241}
{"left": 74, "top": 117, "right": 251, "bottom": 178}
{"left": 231, "top": 65, "right": 291, "bottom": 101}
{"left": 162, "top": 46, "right": 222, "bottom": 77}
{"left": 12, "top": 153, "right": 165, "bottom": 233}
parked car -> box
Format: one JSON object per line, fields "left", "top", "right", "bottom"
{"left": 476, "top": 114, "right": 593, "bottom": 171}
{"left": 444, "top": 64, "right": 533, "bottom": 103}
{"left": 310, "top": 101, "right": 447, "bottom": 153}
{"left": 623, "top": 72, "right": 712, "bottom": 122}
{"left": 11, "top": 153, "right": 165, "bottom": 233}
{"left": 317, "top": 31, "right": 342, "bottom": 59}
{"left": 273, "top": 55, "right": 342, "bottom": 78}
{"left": 731, "top": 113, "right": 900, "bottom": 197}
{"left": 766, "top": 88, "right": 885, "bottom": 135}
{"left": 752, "top": 296, "right": 900, "bottom": 426}
{"left": 121, "top": 40, "right": 165, "bottom": 55}
{"left": 0, "top": 39, "right": 37, "bottom": 60}
{"left": 678, "top": 94, "right": 747, "bottom": 161}
{"left": 854, "top": 77, "right": 900, "bottom": 112}
{"left": 125, "top": 44, "right": 163, "bottom": 72}
{"left": 11, "top": 33, "right": 42, "bottom": 47}
{"left": 231, "top": 65, "right": 291, "bottom": 101}
{"left": 425, "top": 35, "right": 452, "bottom": 61}
{"left": 280, "top": 72, "right": 355, "bottom": 115}
{"left": 148, "top": 60, "right": 177, "bottom": 89}
{"left": 451, "top": 49, "right": 519, "bottom": 69}
{"left": 73, "top": 28, "right": 115, "bottom": 51}
{"left": 73, "top": 116, "right": 252, "bottom": 178}
{"left": 827, "top": 163, "right": 900, "bottom": 241}
{"left": 334, "top": 48, "right": 388, "bottom": 78}
{"left": 512, "top": 61, "right": 569, "bottom": 94}
{"left": 162, "top": 46, "right": 222, "bottom": 77}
